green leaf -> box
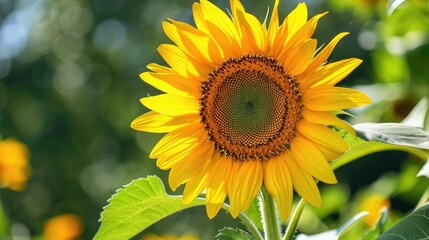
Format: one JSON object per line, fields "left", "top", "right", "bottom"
{"left": 402, "top": 97, "right": 428, "bottom": 129}
{"left": 332, "top": 123, "right": 428, "bottom": 171}
{"left": 216, "top": 227, "right": 254, "bottom": 240}
{"left": 296, "top": 212, "right": 368, "bottom": 240}
{"left": 332, "top": 140, "right": 428, "bottom": 170}
{"left": 94, "top": 176, "right": 205, "bottom": 240}
{"left": 378, "top": 203, "right": 429, "bottom": 239}
{"left": 354, "top": 123, "right": 429, "bottom": 149}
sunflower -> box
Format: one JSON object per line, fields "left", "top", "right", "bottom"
{"left": 132, "top": 0, "right": 371, "bottom": 220}
{"left": 43, "top": 214, "right": 83, "bottom": 240}
{"left": 0, "top": 138, "right": 30, "bottom": 191}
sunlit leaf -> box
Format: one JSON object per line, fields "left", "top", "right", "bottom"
{"left": 378, "top": 203, "right": 429, "bottom": 239}
{"left": 93, "top": 176, "right": 205, "bottom": 240}
{"left": 354, "top": 123, "right": 429, "bottom": 149}
{"left": 333, "top": 127, "right": 428, "bottom": 170}
{"left": 387, "top": 0, "right": 406, "bottom": 15}
{"left": 402, "top": 97, "right": 428, "bottom": 129}
{"left": 296, "top": 212, "right": 368, "bottom": 240}
{"left": 332, "top": 140, "right": 428, "bottom": 170}
{"left": 216, "top": 227, "right": 254, "bottom": 240}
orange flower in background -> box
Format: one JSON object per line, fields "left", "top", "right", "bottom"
{"left": 361, "top": 195, "right": 390, "bottom": 229}
{"left": 43, "top": 214, "right": 83, "bottom": 240}
{"left": 142, "top": 233, "right": 199, "bottom": 240}
{"left": 132, "top": 0, "right": 371, "bottom": 220}
{"left": 0, "top": 138, "right": 30, "bottom": 191}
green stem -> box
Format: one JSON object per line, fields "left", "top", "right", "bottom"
{"left": 238, "top": 211, "right": 264, "bottom": 240}
{"left": 0, "top": 197, "right": 9, "bottom": 238}
{"left": 220, "top": 202, "right": 264, "bottom": 240}
{"left": 283, "top": 198, "right": 306, "bottom": 240}
{"left": 260, "top": 187, "right": 281, "bottom": 240}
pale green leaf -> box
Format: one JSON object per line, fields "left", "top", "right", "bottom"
{"left": 216, "top": 227, "right": 254, "bottom": 240}
{"left": 94, "top": 176, "right": 205, "bottom": 240}
{"left": 402, "top": 97, "right": 428, "bottom": 129}
{"left": 332, "top": 140, "right": 428, "bottom": 170}
{"left": 378, "top": 203, "right": 429, "bottom": 240}
{"left": 296, "top": 212, "right": 368, "bottom": 240}
{"left": 354, "top": 123, "right": 429, "bottom": 149}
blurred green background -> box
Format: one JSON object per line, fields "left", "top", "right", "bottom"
{"left": 0, "top": 0, "right": 428, "bottom": 239}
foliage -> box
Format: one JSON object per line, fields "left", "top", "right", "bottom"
{"left": 94, "top": 176, "right": 205, "bottom": 240}
{"left": 215, "top": 228, "right": 254, "bottom": 240}
{"left": 0, "top": 0, "right": 428, "bottom": 239}
{"left": 378, "top": 204, "right": 429, "bottom": 239}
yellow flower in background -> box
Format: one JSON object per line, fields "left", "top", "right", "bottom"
{"left": 142, "top": 233, "right": 199, "bottom": 240}
{"left": 361, "top": 195, "right": 390, "bottom": 229}
{"left": 0, "top": 138, "right": 30, "bottom": 191}
{"left": 132, "top": 0, "right": 371, "bottom": 220}
{"left": 43, "top": 214, "right": 83, "bottom": 240}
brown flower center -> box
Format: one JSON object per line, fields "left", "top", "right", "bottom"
{"left": 200, "top": 54, "right": 302, "bottom": 161}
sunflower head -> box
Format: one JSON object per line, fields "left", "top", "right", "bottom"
{"left": 132, "top": 0, "right": 371, "bottom": 220}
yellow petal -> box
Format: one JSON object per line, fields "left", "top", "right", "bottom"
{"left": 303, "top": 86, "right": 372, "bottom": 111}
{"left": 228, "top": 160, "right": 263, "bottom": 218}
{"left": 267, "top": 0, "right": 279, "bottom": 44}
{"left": 168, "top": 142, "right": 214, "bottom": 190}
{"left": 230, "top": 0, "right": 266, "bottom": 53}
{"left": 192, "top": 3, "right": 208, "bottom": 33}
{"left": 302, "top": 108, "right": 356, "bottom": 136}
{"left": 140, "top": 94, "right": 199, "bottom": 117}
{"left": 140, "top": 71, "right": 200, "bottom": 98}
{"left": 297, "top": 119, "right": 349, "bottom": 152}
{"left": 131, "top": 111, "right": 198, "bottom": 133}
{"left": 313, "top": 142, "right": 344, "bottom": 161}
{"left": 286, "top": 151, "right": 322, "bottom": 207}
{"left": 263, "top": 156, "right": 293, "bottom": 221}
{"left": 206, "top": 155, "right": 233, "bottom": 219}
{"left": 146, "top": 63, "right": 173, "bottom": 73}
{"left": 300, "top": 58, "right": 363, "bottom": 88}
{"left": 290, "top": 12, "right": 326, "bottom": 43}
{"left": 157, "top": 145, "right": 197, "bottom": 170}
{"left": 304, "top": 32, "right": 349, "bottom": 74}
{"left": 269, "top": 3, "right": 307, "bottom": 58}
{"left": 290, "top": 136, "right": 337, "bottom": 184}
{"left": 285, "top": 3, "right": 308, "bottom": 42}
{"left": 283, "top": 38, "right": 317, "bottom": 75}
{"left": 157, "top": 44, "right": 208, "bottom": 78}
{"left": 183, "top": 159, "right": 212, "bottom": 205}
{"left": 150, "top": 122, "right": 204, "bottom": 159}
{"left": 198, "top": 0, "right": 241, "bottom": 57}
{"left": 277, "top": 12, "right": 327, "bottom": 61}
{"left": 170, "top": 20, "right": 224, "bottom": 66}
